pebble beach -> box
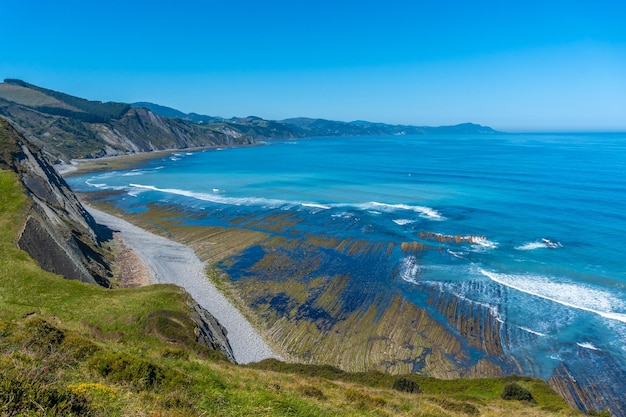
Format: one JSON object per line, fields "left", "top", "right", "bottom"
{"left": 86, "top": 206, "right": 280, "bottom": 364}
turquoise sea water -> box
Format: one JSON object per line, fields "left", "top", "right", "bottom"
{"left": 68, "top": 133, "right": 626, "bottom": 411}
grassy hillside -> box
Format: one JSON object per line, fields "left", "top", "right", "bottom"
{"left": 0, "top": 164, "right": 584, "bottom": 415}
{"left": 0, "top": 83, "right": 78, "bottom": 110}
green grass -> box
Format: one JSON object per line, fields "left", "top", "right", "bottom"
{"left": 0, "top": 167, "right": 584, "bottom": 416}
{"left": 0, "top": 83, "right": 75, "bottom": 109}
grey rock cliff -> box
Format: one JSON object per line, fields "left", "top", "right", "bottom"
{"left": 1, "top": 118, "right": 111, "bottom": 286}
{"left": 189, "top": 300, "right": 236, "bottom": 362}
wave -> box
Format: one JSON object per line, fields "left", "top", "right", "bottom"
{"left": 471, "top": 236, "right": 498, "bottom": 249}
{"left": 393, "top": 219, "right": 415, "bottom": 226}
{"left": 446, "top": 249, "right": 465, "bottom": 259}
{"left": 479, "top": 269, "right": 626, "bottom": 324}
{"left": 516, "top": 238, "right": 563, "bottom": 250}
{"left": 577, "top": 342, "right": 600, "bottom": 351}
{"left": 85, "top": 178, "right": 125, "bottom": 191}
{"left": 130, "top": 183, "right": 289, "bottom": 207}
{"left": 301, "top": 202, "right": 332, "bottom": 210}
{"left": 348, "top": 202, "right": 444, "bottom": 221}
{"left": 127, "top": 184, "right": 443, "bottom": 220}
{"left": 399, "top": 256, "right": 420, "bottom": 284}
{"left": 519, "top": 326, "right": 547, "bottom": 337}
{"left": 129, "top": 183, "right": 335, "bottom": 212}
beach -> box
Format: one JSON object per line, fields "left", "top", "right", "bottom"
{"left": 86, "top": 206, "right": 280, "bottom": 364}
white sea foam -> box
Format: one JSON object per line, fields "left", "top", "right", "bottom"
{"left": 130, "top": 183, "right": 287, "bottom": 207}
{"left": 577, "top": 342, "right": 600, "bottom": 351}
{"left": 516, "top": 239, "right": 562, "bottom": 250}
{"left": 516, "top": 241, "right": 547, "bottom": 250}
{"left": 392, "top": 219, "right": 415, "bottom": 226}
{"left": 446, "top": 249, "right": 465, "bottom": 259}
{"left": 85, "top": 178, "right": 125, "bottom": 191}
{"left": 471, "top": 236, "right": 498, "bottom": 249}
{"left": 122, "top": 171, "right": 147, "bottom": 177}
{"left": 519, "top": 326, "right": 547, "bottom": 337}
{"left": 348, "top": 202, "right": 444, "bottom": 221}
{"left": 479, "top": 269, "right": 626, "bottom": 324}
{"left": 301, "top": 202, "right": 331, "bottom": 210}
{"left": 129, "top": 183, "right": 335, "bottom": 212}
{"left": 399, "top": 256, "right": 420, "bottom": 284}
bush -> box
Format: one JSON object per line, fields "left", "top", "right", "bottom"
{"left": 88, "top": 352, "right": 186, "bottom": 390}
{"left": 392, "top": 376, "right": 421, "bottom": 393}
{"left": 0, "top": 373, "right": 93, "bottom": 416}
{"left": 501, "top": 382, "right": 535, "bottom": 402}
{"left": 297, "top": 385, "right": 326, "bottom": 400}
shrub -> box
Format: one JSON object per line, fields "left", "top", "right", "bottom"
{"left": 23, "top": 318, "right": 65, "bottom": 354}
{"left": 0, "top": 373, "right": 93, "bottom": 416}
{"left": 392, "top": 376, "right": 421, "bottom": 393}
{"left": 501, "top": 382, "right": 535, "bottom": 402}
{"left": 88, "top": 352, "right": 186, "bottom": 390}
{"left": 62, "top": 334, "right": 101, "bottom": 362}
{"left": 297, "top": 385, "right": 326, "bottom": 400}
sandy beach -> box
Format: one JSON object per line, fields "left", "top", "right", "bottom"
{"left": 86, "top": 206, "right": 280, "bottom": 364}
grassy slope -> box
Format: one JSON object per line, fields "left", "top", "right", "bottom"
{"left": 0, "top": 167, "right": 582, "bottom": 416}
{"left": 0, "top": 84, "right": 77, "bottom": 110}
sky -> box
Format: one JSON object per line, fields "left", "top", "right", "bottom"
{"left": 2, "top": 0, "right": 625, "bottom": 131}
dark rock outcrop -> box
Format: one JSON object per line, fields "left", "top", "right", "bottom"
{"left": 189, "top": 300, "right": 235, "bottom": 362}
{"left": 1, "top": 117, "right": 111, "bottom": 286}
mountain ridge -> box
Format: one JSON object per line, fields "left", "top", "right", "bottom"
{"left": 1, "top": 79, "right": 499, "bottom": 163}
{"left": 133, "top": 100, "right": 500, "bottom": 136}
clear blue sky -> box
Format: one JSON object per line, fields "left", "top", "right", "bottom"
{"left": 2, "top": 0, "right": 625, "bottom": 131}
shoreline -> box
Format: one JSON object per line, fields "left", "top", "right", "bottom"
{"left": 86, "top": 205, "right": 281, "bottom": 364}
{"left": 58, "top": 143, "right": 264, "bottom": 177}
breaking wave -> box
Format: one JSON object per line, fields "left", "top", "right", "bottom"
{"left": 349, "top": 202, "right": 444, "bottom": 221}
{"left": 479, "top": 269, "right": 626, "bottom": 324}
{"left": 399, "top": 256, "right": 420, "bottom": 284}
{"left": 577, "top": 342, "right": 600, "bottom": 351}
{"left": 516, "top": 238, "right": 563, "bottom": 250}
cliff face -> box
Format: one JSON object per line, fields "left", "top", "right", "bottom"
{"left": 0, "top": 118, "right": 112, "bottom": 286}
{"left": 0, "top": 117, "right": 235, "bottom": 361}
{"left": 0, "top": 100, "right": 256, "bottom": 161}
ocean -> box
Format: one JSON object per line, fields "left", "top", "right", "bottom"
{"left": 68, "top": 133, "right": 626, "bottom": 411}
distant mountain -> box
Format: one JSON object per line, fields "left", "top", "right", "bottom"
{"left": 281, "top": 117, "right": 498, "bottom": 136}
{"left": 1, "top": 80, "right": 500, "bottom": 162}
{"left": 136, "top": 102, "right": 499, "bottom": 137}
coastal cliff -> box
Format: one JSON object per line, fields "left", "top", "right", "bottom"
{"left": 0, "top": 117, "right": 235, "bottom": 361}
{"left": 0, "top": 118, "right": 111, "bottom": 286}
